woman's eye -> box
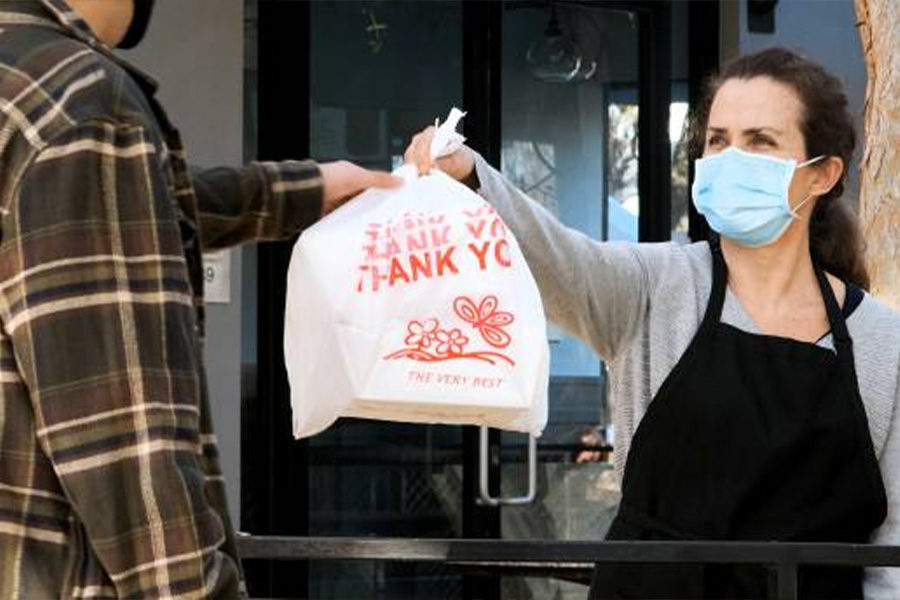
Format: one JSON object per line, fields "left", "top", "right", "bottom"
{"left": 707, "top": 135, "right": 726, "bottom": 147}
{"left": 752, "top": 135, "right": 775, "bottom": 147}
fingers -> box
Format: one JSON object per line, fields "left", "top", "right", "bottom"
{"left": 434, "top": 145, "right": 478, "bottom": 187}
{"left": 404, "top": 126, "right": 437, "bottom": 175}
{"left": 319, "top": 161, "right": 401, "bottom": 217}
{"left": 433, "top": 154, "right": 461, "bottom": 177}
{"left": 402, "top": 136, "right": 423, "bottom": 173}
{"left": 367, "top": 169, "right": 403, "bottom": 189}
{"left": 321, "top": 194, "right": 351, "bottom": 216}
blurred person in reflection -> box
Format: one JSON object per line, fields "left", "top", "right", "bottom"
{"left": 406, "top": 47, "right": 900, "bottom": 599}
{"left": 574, "top": 426, "right": 611, "bottom": 464}
{"left": 0, "top": 1, "right": 397, "bottom": 597}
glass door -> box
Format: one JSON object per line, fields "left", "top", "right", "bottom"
{"left": 495, "top": 5, "right": 636, "bottom": 600}
{"left": 243, "top": 1, "right": 690, "bottom": 599}
{"left": 307, "top": 3, "right": 466, "bottom": 598}
{"left": 493, "top": 3, "right": 683, "bottom": 599}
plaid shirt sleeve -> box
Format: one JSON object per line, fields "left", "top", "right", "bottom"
{"left": 0, "top": 119, "right": 242, "bottom": 597}
{"left": 190, "top": 160, "right": 324, "bottom": 249}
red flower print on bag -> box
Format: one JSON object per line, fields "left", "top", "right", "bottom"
{"left": 383, "top": 295, "right": 515, "bottom": 366}
{"left": 405, "top": 319, "right": 439, "bottom": 349}
{"left": 453, "top": 295, "right": 514, "bottom": 349}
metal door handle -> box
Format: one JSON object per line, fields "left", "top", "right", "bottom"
{"left": 477, "top": 426, "right": 537, "bottom": 506}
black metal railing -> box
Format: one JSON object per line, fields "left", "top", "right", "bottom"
{"left": 237, "top": 535, "right": 900, "bottom": 600}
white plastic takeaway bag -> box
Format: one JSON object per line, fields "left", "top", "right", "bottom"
{"left": 284, "top": 108, "right": 549, "bottom": 438}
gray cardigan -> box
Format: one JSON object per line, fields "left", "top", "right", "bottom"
{"left": 474, "top": 154, "right": 900, "bottom": 597}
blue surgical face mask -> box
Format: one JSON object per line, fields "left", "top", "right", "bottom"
{"left": 692, "top": 146, "right": 825, "bottom": 247}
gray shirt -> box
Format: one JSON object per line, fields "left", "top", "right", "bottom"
{"left": 474, "top": 154, "right": 900, "bottom": 598}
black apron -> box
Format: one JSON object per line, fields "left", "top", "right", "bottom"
{"left": 588, "top": 239, "right": 887, "bottom": 599}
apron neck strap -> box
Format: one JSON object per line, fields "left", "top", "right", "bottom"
{"left": 813, "top": 261, "right": 852, "bottom": 348}
{"left": 705, "top": 237, "right": 852, "bottom": 353}
{"left": 701, "top": 236, "right": 729, "bottom": 334}
{"left": 813, "top": 259, "right": 861, "bottom": 406}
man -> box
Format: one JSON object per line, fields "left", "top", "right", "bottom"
{"left": 0, "top": 1, "right": 396, "bottom": 597}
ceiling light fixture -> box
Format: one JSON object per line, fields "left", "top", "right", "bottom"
{"left": 526, "top": 2, "right": 591, "bottom": 84}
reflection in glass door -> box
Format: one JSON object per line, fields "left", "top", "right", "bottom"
{"left": 307, "top": 2, "right": 466, "bottom": 599}
{"left": 496, "top": 3, "right": 677, "bottom": 598}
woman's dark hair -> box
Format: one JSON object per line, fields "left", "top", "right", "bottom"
{"left": 689, "top": 47, "right": 869, "bottom": 289}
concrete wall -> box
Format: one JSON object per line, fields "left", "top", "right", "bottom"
{"left": 119, "top": 0, "right": 244, "bottom": 524}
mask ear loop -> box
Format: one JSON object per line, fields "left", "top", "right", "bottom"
{"left": 790, "top": 155, "right": 828, "bottom": 219}
{"left": 798, "top": 154, "right": 827, "bottom": 169}
{"left": 790, "top": 194, "right": 815, "bottom": 219}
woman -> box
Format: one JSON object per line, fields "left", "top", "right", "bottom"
{"left": 405, "top": 48, "right": 900, "bottom": 599}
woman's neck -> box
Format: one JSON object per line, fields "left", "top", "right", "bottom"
{"left": 718, "top": 223, "right": 839, "bottom": 341}
{"left": 720, "top": 225, "right": 816, "bottom": 307}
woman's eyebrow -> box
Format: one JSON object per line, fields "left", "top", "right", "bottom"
{"left": 706, "top": 126, "right": 784, "bottom": 136}
{"left": 743, "top": 126, "right": 784, "bottom": 136}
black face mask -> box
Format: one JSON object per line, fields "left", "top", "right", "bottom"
{"left": 118, "top": 0, "right": 156, "bottom": 49}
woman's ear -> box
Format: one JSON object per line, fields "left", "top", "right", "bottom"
{"left": 809, "top": 156, "right": 844, "bottom": 197}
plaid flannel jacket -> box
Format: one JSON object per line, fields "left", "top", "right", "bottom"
{"left": 0, "top": 1, "right": 323, "bottom": 597}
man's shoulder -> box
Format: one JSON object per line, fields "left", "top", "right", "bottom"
{"left": 0, "top": 28, "right": 148, "bottom": 152}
